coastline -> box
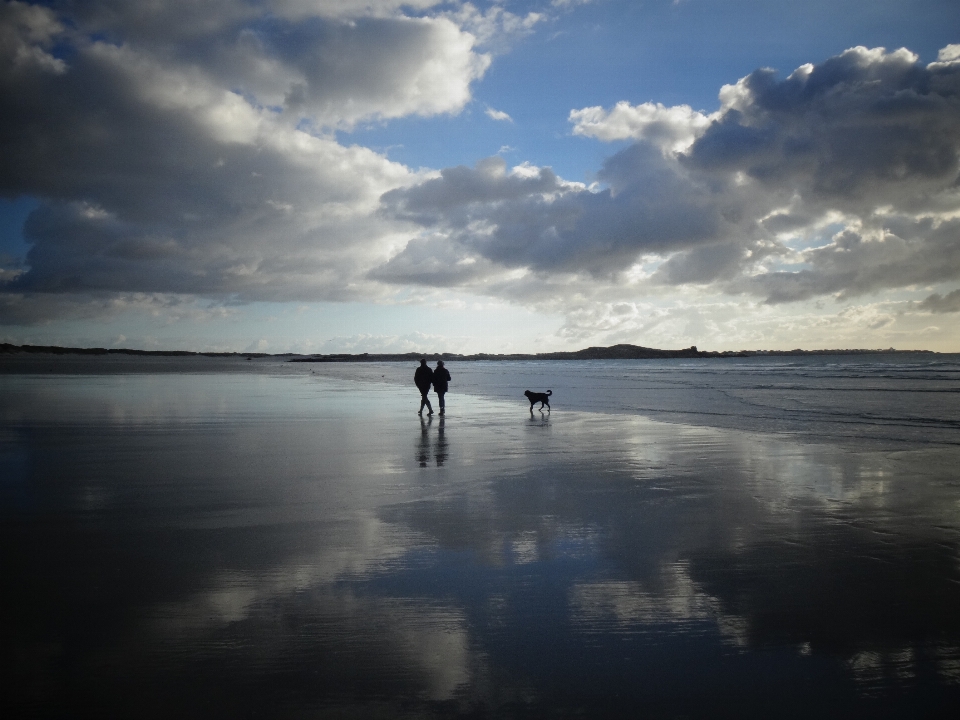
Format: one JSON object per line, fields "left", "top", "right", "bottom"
{"left": 3, "top": 351, "right": 956, "bottom": 449}
{"left": 0, "top": 341, "right": 938, "bottom": 362}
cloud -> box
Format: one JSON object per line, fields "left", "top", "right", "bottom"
{"left": 0, "top": 290, "right": 238, "bottom": 327}
{"left": 370, "top": 233, "right": 504, "bottom": 287}
{"left": 4, "top": 2, "right": 960, "bottom": 349}
{"left": 322, "top": 331, "right": 470, "bottom": 354}
{"left": 56, "top": 2, "right": 491, "bottom": 129}
{"left": 0, "top": 0, "right": 66, "bottom": 74}
{"left": 686, "top": 46, "right": 960, "bottom": 211}
{"left": 733, "top": 218, "right": 960, "bottom": 304}
{"left": 446, "top": 2, "right": 543, "bottom": 53}
{"left": 0, "top": 0, "right": 513, "bottom": 323}
{"left": 382, "top": 44, "right": 960, "bottom": 308}
{"left": 929, "top": 43, "right": 960, "bottom": 67}
{"left": 570, "top": 100, "right": 712, "bottom": 152}
{"left": 485, "top": 106, "right": 512, "bottom": 122}
{"left": 918, "top": 288, "right": 960, "bottom": 314}
{"left": 379, "top": 142, "right": 738, "bottom": 280}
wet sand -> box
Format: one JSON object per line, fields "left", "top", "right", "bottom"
{"left": 2, "top": 362, "right": 959, "bottom": 717}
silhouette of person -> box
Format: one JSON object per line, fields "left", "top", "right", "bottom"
{"left": 415, "top": 359, "right": 434, "bottom": 416}
{"left": 433, "top": 360, "right": 451, "bottom": 415}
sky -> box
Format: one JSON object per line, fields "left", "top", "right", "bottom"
{"left": 1, "top": 0, "right": 959, "bottom": 354}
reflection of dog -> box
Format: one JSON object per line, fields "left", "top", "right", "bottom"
{"left": 524, "top": 389, "right": 552, "bottom": 410}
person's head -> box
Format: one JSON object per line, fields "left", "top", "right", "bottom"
{"left": 436, "top": 360, "right": 444, "bottom": 367}
{"left": 419, "top": 358, "right": 427, "bottom": 365}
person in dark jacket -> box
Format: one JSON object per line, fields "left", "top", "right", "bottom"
{"left": 414, "top": 359, "right": 434, "bottom": 416}
{"left": 433, "top": 360, "right": 451, "bottom": 415}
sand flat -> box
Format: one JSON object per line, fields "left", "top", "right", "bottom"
{"left": 2, "top": 361, "right": 959, "bottom": 717}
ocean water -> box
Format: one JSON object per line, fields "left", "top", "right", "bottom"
{"left": 306, "top": 353, "right": 960, "bottom": 446}
{"left": 1, "top": 355, "right": 959, "bottom": 718}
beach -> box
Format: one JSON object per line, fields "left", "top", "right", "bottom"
{"left": 2, "top": 355, "right": 959, "bottom": 717}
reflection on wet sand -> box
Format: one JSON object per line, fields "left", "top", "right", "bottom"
{"left": 418, "top": 416, "right": 448, "bottom": 467}
{"left": 2, "top": 370, "right": 959, "bottom": 718}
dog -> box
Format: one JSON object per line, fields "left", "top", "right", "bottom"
{"left": 524, "top": 389, "right": 552, "bottom": 411}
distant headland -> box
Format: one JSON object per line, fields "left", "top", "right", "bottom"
{"left": 0, "top": 342, "right": 935, "bottom": 361}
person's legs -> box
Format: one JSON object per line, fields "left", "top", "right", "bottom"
{"left": 419, "top": 392, "right": 433, "bottom": 415}
{"left": 437, "top": 391, "right": 445, "bottom": 414}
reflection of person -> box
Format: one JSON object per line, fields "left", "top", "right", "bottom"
{"left": 415, "top": 415, "right": 447, "bottom": 468}
{"left": 414, "top": 359, "right": 434, "bottom": 416}
{"left": 433, "top": 360, "right": 451, "bottom": 415}
{"left": 417, "top": 415, "right": 431, "bottom": 467}
{"left": 435, "top": 416, "right": 447, "bottom": 466}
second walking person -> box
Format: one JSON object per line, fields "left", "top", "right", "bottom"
{"left": 432, "top": 360, "right": 451, "bottom": 415}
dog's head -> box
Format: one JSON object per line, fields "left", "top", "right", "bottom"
{"left": 523, "top": 390, "right": 533, "bottom": 398}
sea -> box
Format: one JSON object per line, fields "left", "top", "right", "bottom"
{"left": 2, "top": 352, "right": 959, "bottom": 718}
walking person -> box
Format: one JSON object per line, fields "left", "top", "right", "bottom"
{"left": 415, "top": 359, "right": 434, "bottom": 416}
{"left": 433, "top": 360, "right": 451, "bottom": 415}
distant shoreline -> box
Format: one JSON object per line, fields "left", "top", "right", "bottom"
{"left": 0, "top": 342, "right": 938, "bottom": 362}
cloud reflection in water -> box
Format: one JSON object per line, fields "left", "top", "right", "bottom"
{"left": 2, "top": 369, "right": 959, "bottom": 717}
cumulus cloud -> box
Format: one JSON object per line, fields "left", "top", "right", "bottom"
{"left": 0, "top": 0, "right": 512, "bottom": 323}
{"left": 570, "top": 101, "right": 712, "bottom": 152}
{"left": 4, "top": 0, "right": 960, "bottom": 347}
{"left": 382, "top": 44, "right": 960, "bottom": 308}
{"left": 51, "top": 1, "right": 492, "bottom": 129}
{"left": 379, "top": 140, "right": 748, "bottom": 282}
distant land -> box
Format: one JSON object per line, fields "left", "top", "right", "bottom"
{"left": 0, "top": 342, "right": 936, "bottom": 361}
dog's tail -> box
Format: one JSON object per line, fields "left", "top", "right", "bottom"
{"left": 546, "top": 390, "right": 552, "bottom": 395}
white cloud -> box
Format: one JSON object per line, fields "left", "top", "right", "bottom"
{"left": 446, "top": 2, "right": 544, "bottom": 52}
{"left": 0, "top": 0, "right": 513, "bottom": 323}
{"left": 570, "top": 100, "right": 713, "bottom": 152}
{"left": 383, "top": 44, "right": 960, "bottom": 313}
{"left": 3, "top": 1, "right": 960, "bottom": 354}
{"left": 485, "top": 106, "right": 512, "bottom": 122}
{"left": 936, "top": 44, "right": 960, "bottom": 63}
{"left": 120, "top": 11, "right": 492, "bottom": 129}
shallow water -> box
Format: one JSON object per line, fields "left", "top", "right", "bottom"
{"left": 2, "top": 359, "right": 960, "bottom": 718}
{"left": 304, "top": 353, "right": 960, "bottom": 447}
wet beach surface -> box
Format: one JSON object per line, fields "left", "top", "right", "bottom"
{"left": 2, "top": 358, "right": 960, "bottom": 718}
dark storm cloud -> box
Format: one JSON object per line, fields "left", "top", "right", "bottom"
{"left": 380, "top": 45, "right": 960, "bottom": 303}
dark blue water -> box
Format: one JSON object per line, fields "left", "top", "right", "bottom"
{"left": 2, "top": 356, "right": 959, "bottom": 718}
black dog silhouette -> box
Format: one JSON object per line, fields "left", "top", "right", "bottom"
{"left": 524, "top": 389, "right": 552, "bottom": 410}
